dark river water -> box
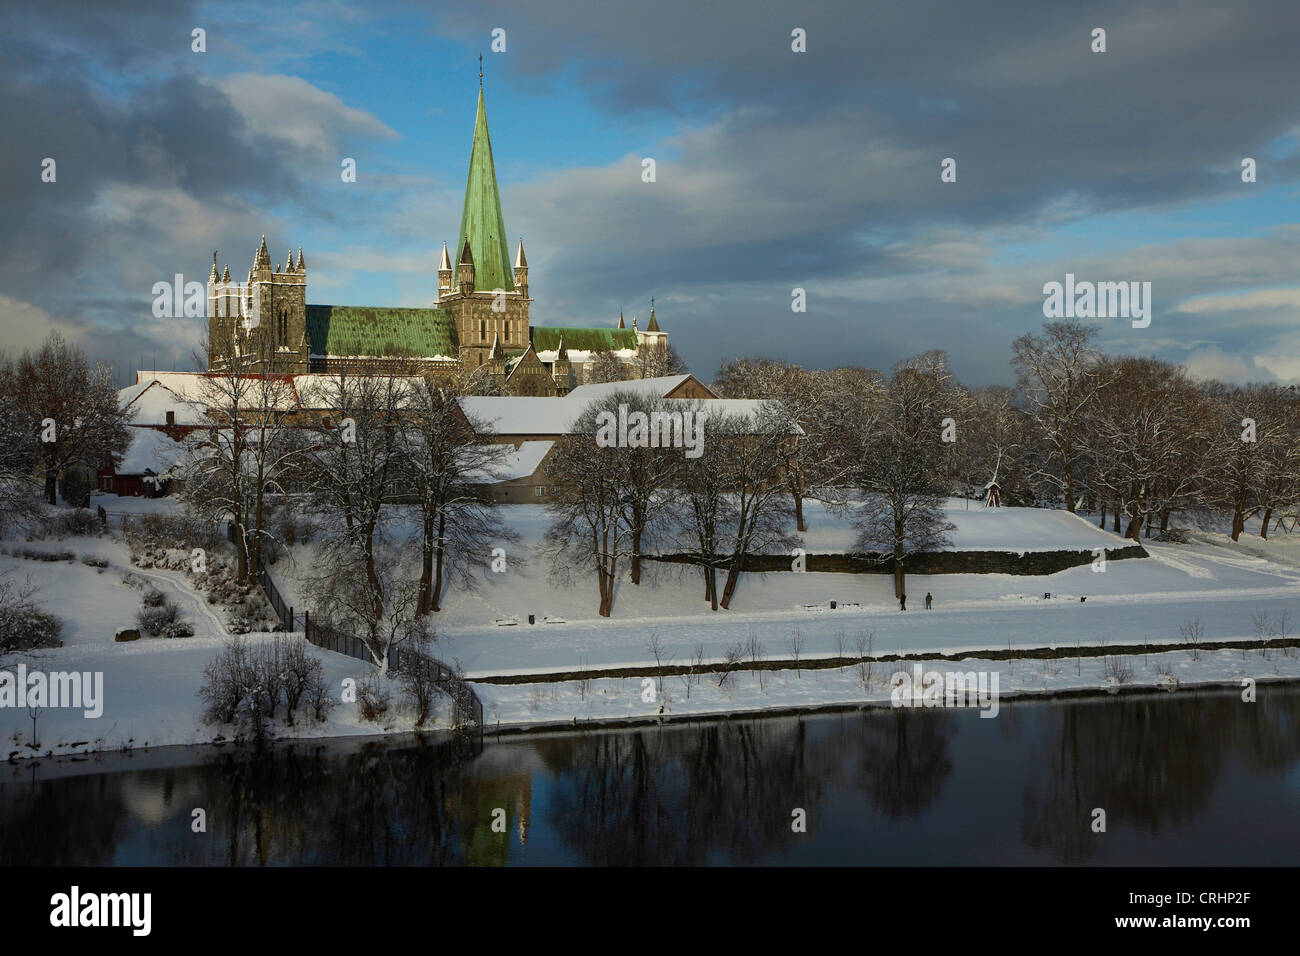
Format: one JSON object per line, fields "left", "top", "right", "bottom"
{"left": 3, "top": 687, "right": 1299, "bottom": 865}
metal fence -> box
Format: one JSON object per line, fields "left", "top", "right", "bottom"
{"left": 233, "top": 521, "right": 482, "bottom": 736}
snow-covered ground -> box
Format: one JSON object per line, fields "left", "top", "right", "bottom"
{"left": 265, "top": 501, "right": 1300, "bottom": 677}
{"left": 3, "top": 496, "right": 1297, "bottom": 758}
{"left": 0, "top": 527, "right": 442, "bottom": 760}
{"left": 473, "top": 646, "right": 1300, "bottom": 730}
{"left": 798, "top": 498, "right": 1125, "bottom": 553}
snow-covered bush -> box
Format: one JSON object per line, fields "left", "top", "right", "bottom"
{"left": 23, "top": 506, "right": 99, "bottom": 541}
{"left": 357, "top": 674, "right": 390, "bottom": 722}
{"left": 1102, "top": 656, "right": 1134, "bottom": 684}
{"left": 136, "top": 597, "right": 181, "bottom": 636}
{"left": 200, "top": 639, "right": 254, "bottom": 725}
{"left": 199, "top": 637, "right": 331, "bottom": 733}
{"left": 53, "top": 507, "right": 100, "bottom": 538}
{"left": 279, "top": 638, "right": 329, "bottom": 726}
{"left": 141, "top": 587, "right": 167, "bottom": 608}
{"left": 0, "top": 575, "right": 63, "bottom": 652}
{"left": 126, "top": 512, "right": 218, "bottom": 553}
{"left": 160, "top": 620, "right": 194, "bottom": 639}
{"left": 14, "top": 547, "right": 75, "bottom": 562}
{"left": 398, "top": 636, "right": 445, "bottom": 728}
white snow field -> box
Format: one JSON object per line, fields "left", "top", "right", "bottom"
{"left": 267, "top": 501, "right": 1300, "bottom": 677}
{"left": 0, "top": 531, "right": 439, "bottom": 759}
{"left": 1, "top": 497, "right": 1296, "bottom": 755}
{"left": 475, "top": 648, "right": 1300, "bottom": 731}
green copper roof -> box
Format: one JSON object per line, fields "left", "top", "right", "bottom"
{"left": 531, "top": 326, "right": 637, "bottom": 352}
{"left": 305, "top": 305, "right": 456, "bottom": 358}
{"left": 457, "top": 89, "right": 513, "bottom": 293}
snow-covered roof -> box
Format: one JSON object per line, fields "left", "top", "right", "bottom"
{"left": 565, "top": 375, "right": 695, "bottom": 404}
{"left": 120, "top": 380, "right": 207, "bottom": 426}
{"left": 466, "top": 441, "right": 554, "bottom": 483}
{"left": 459, "top": 397, "right": 577, "bottom": 435}
{"left": 117, "top": 427, "right": 186, "bottom": 475}
{"left": 459, "top": 394, "right": 799, "bottom": 437}
{"left": 135, "top": 370, "right": 302, "bottom": 412}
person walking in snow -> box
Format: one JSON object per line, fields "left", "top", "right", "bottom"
{"left": 899, "top": 592, "right": 907, "bottom": 611}
{"left": 925, "top": 592, "right": 932, "bottom": 609}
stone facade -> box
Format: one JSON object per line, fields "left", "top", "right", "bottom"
{"left": 205, "top": 86, "right": 668, "bottom": 394}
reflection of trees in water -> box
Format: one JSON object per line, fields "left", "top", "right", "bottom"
{"left": 0, "top": 768, "right": 127, "bottom": 865}
{"left": 850, "top": 709, "right": 954, "bottom": 820}
{"left": 1020, "top": 691, "right": 1300, "bottom": 863}
{"left": 200, "top": 739, "right": 476, "bottom": 865}
{"left": 6, "top": 690, "right": 1298, "bottom": 865}
{"left": 537, "top": 718, "right": 839, "bottom": 865}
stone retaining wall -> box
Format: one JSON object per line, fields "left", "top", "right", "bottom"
{"left": 646, "top": 544, "right": 1147, "bottom": 576}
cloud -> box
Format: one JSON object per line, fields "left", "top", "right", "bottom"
{"left": 1176, "top": 288, "right": 1300, "bottom": 314}
{"left": 0, "top": 296, "right": 84, "bottom": 355}
{"left": 5, "top": 0, "right": 1300, "bottom": 390}
{"left": 209, "top": 73, "right": 399, "bottom": 159}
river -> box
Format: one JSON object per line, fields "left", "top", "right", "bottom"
{"left": 3, "top": 686, "right": 1298, "bottom": 865}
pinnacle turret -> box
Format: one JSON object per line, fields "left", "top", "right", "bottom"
{"left": 456, "top": 87, "right": 513, "bottom": 292}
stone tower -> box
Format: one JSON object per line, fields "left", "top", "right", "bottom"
{"left": 438, "top": 87, "right": 531, "bottom": 368}
{"left": 208, "top": 237, "right": 308, "bottom": 372}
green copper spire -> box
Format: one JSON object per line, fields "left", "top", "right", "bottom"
{"left": 457, "top": 88, "right": 513, "bottom": 292}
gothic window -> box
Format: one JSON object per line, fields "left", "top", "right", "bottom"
{"left": 505, "top": 320, "right": 510, "bottom": 340}
{"left": 277, "top": 305, "right": 288, "bottom": 347}
{"left": 480, "top": 319, "right": 486, "bottom": 341}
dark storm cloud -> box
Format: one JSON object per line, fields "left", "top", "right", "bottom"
{"left": 430, "top": 0, "right": 1300, "bottom": 382}
{"left": 3, "top": 0, "right": 1299, "bottom": 386}
{"left": 0, "top": 0, "right": 397, "bottom": 376}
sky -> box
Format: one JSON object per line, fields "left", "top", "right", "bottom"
{"left": 2, "top": 0, "right": 1300, "bottom": 387}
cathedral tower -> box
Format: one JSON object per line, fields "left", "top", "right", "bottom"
{"left": 439, "top": 86, "right": 531, "bottom": 367}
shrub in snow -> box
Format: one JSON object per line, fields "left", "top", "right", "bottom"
{"left": 161, "top": 620, "right": 194, "bottom": 639}
{"left": 127, "top": 512, "right": 218, "bottom": 553}
{"left": 1102, "top": 656, "right": 1134, "bottom": 685}
{"left": 357, "top": 675, "right": 390, "bottom": 722}
{"left": 308, "top": 677, "right": 336, "bottom": 724}
{"left": 136, "top": 599, "right": 181, "bottom": 636}
{"left": 398, "top": 635, "right": 444, "bottom": 728}
{"left": 141, "top": 587, "right": 167, "bottom": 608}
{"left": 279, "top": 639, "right": 329, "bottom": 727}
{"left": 54, "top": 508, "right": 101, "bottom": 538}
{"left": 80, "top": 556, "right": 108, "bottom": 569}
{"left": 15, "top": 548, "right": 75, "bottom": 562}
{"left": 200, "top": 640, "right": 254, "bottom": 725}
{"left": 200, "top": 636, "right": 331, "bottom": 733}
{"left": 0, "top": 576, "right": 63, "bottom": 652}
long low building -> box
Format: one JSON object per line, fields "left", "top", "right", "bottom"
{"left": 115, "top": 371, "right": 793, "bottom": 502}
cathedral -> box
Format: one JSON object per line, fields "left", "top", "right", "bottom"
{"left": 206, "top": 86, "right": 669, "bottom": 396}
